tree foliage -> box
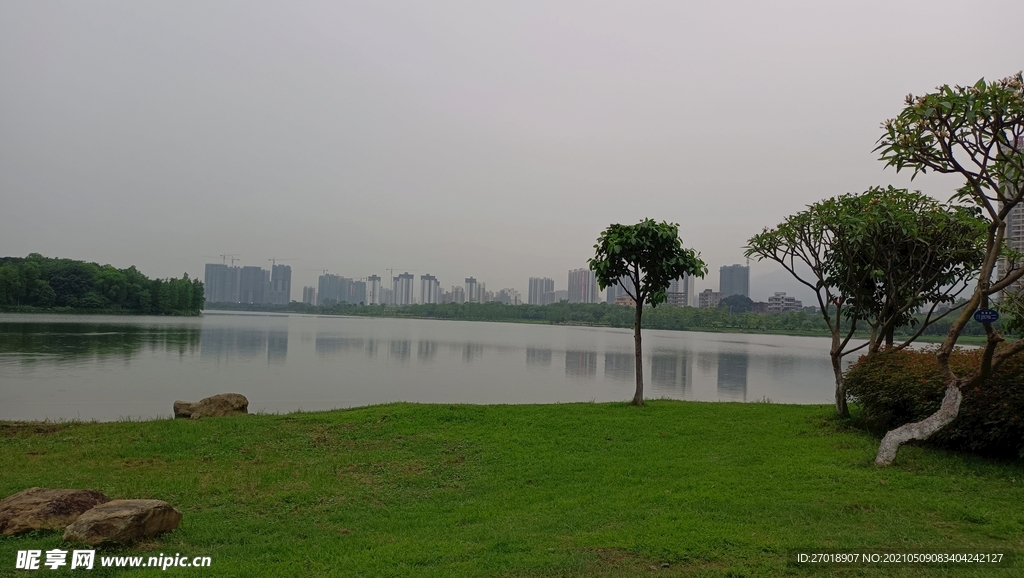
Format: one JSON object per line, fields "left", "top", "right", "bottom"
{"left": 0, "top": 254, "right": 203, "bottom": 315}
{"left": 746, "top": 187, "right": 986, "bottom": 417}
{"left": 871, "top": 73, "right": 1024, "bottom": 466}
{"left": 589, "top": 219, "right": 706, "bottom": 405}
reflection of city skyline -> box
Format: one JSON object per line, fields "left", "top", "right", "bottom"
{"left": 526, "top": 347, "right": 552, "bottom": 366}
{"left": 203, "top": 326, "right": 290, "bottom": 364}
{"left": 603, "top": 352, "right": 633, "bottom": 381}
{"left": 650, "top": 352, "right": 692, "bottom": 395}
{"left": 565, "top": 350, "right": 597, "bottom": 378}
{"left": 717, "top": 351, "right": 749, "bottom": 400}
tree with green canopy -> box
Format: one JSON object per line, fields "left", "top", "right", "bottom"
{"left": 589, "top": 219, "right": 707, "bottom": 406}
{"left": 872, "top": 73, "right": 1024, "bottom": 465}
{"left": 746, "top": 187, "right": 986, "bottom": 418}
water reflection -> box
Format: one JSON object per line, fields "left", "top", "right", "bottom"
{"left": 314, "top": 335, "right": 363, "bottom": 356}
{"left": 390, "top": 339, "right": 411, "bottom": 362}
{"left": 717, "top": 351, "right": 749, "bottom": 400}
{"left": 463, "top": 343, "right": 483, "bottom": 362}
{"left": 526, "top": 347, "right": 552, "bottom": 366}
{"left": 565, "top": 350, "right": 597, "bottom": 379}
{"left": 365, "top": 339, "right": 379, "bottom": 358}
{"left": 0, "top": 322, "right": 201, "bottom": 364}
{"left": 417, "top": 340, "right": 437, "bottom": 362}
{"left": 650, "top": 352, "right": 692, "bottom": 395}
{"left": 604, "top": 352, "right": 634, "bottom": 382}
{"left": 267, "top": 330, "right": 288, "bottom": 364}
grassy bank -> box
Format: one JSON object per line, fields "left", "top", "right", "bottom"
{"left": 1, "top": 402, "right": 1021, "bottom": 577}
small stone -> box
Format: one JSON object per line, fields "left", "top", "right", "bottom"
{"left": 173, "top": 393, "right": 248, "bottom": 419}
{"left": 63, "top": 499, "right": 182, "bottom": 545}
{"left": 0, "top": 488, "right": 110, "bottom": 536}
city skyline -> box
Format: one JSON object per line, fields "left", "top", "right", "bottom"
{"left": 4, "top": 2, "right": 1020, "bottom": 307}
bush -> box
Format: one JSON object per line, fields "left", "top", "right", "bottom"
{"left": 845, "top": 347, "right": 1024, "bottom": 458}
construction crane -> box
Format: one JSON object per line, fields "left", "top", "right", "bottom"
{"left": 268, "top": 257, "right": 297, "bottom": 267}
{"left": 202, "top": 254, "right": 240, "bottom": 266}
{"left": 386, "top": 267, "right": 417, "bottom": 280}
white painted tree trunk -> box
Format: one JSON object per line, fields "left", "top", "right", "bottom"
{"left": 874, "top": 382, "right": 963, "bottom": 466}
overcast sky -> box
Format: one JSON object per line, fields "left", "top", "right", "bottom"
{"left": 2, "top": 1, "right": 1022, "bottom": 302}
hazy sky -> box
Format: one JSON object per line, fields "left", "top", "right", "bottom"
{"left": 2, "top": 1, "right": 1022, "bottom": 302}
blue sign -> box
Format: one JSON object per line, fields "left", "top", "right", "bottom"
{"left": 974, "top": 309, "right": 1000, "bottom": 323}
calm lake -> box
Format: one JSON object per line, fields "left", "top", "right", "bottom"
{"left": 0, "top": 312, "right": 842, "bottom": 421}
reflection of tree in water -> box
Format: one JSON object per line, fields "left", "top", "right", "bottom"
{"left": 717, "top": 351, "right": 749, "bottom": 401}
{"left": 650, "top": 352, "right": 691, "bottom": 395}
{"left": 390, "top": 339, "right": 411, "bottom": 362}
{"left": 417, "top": 340, "right": 437, "bottom": 362}
{"left": 0, "top": 322, "right": 201, "bottom": 365}
{"left": 565, "top": 350, "right": 597, "bottom": 378}
{"left": 603, "top": 352, "right": 634, "bottom": 382}
{"left": 526, "top": 347, "right": 552, "bottom": 366}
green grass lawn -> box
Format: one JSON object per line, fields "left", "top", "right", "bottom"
{"left": 1, "top": 402, "right": 1021, "bottom": 577}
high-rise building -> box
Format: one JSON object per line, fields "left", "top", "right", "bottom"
{"left": 451, "top": 285, "right": 465, "bottom": 304}
{"left": 239, "top": 266, "right": 267, "bottom": 304}
{"left": 317, "top": 274, "right": 342, "bottom": 305}
{"left": 567, "top": 268, "right": 598, "bottom": 303}
{"left": 997, "top": 139, "right": 1024, "bottom": 298}
{"left": 380, "top": 287, "right": 394, "bottom": 306}
{"left": 420, "top": 274, "right": 440, "bottom": 304}
{"left": 528, "top": 277, "right": 555, "bottom": 305}
{"left": 720, "top": 264, "right": 750, "bottom": 298}
{"left": 367, "top": 275, "right": 382, "bottom": 305}
{"left": 465, "top": 277, "right": 480, "bottom": 303}
{"left": 667, "top": 273, "right": 695, "bottom": 307}
{"left": 393, "top": 272, "right": 415, "bottom": 306}
{"left": 496, "top": 288, "right": 521, "bottom": 305}
{"left": 203, "top": 263, "right": 241, "bottom": 303}
{"left": 268, "top": 264, "right": 292, "bottom": 304}
{"left": 351, "top": 280, "right": 367, "bottom": 305}
{"left": 302, "top": 286, "right": 316, "bottom": 305}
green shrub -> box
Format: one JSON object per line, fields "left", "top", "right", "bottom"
{"left": 845, "top": 347, "right": 1024, "bottom": 458}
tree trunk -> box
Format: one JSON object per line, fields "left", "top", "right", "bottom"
{"left": 831, "top": 353, "right": 849, "bottom": 418}
{"left": 632, "top": 304, "right": 644, "bottom": 406}
{"left": 874, "top": 381, "right": 963, "bottom": 466}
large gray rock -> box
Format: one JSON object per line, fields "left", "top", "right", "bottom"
{"left": 173, "top": 393, "right": 248, "bottom": 419}
{"left": 0, "top": 487, "right": 110, "bottom": 536}
{"left": 63, "top": 499, "right": 182, "bottom": 545}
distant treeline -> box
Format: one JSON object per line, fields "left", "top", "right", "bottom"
{"left": 206, "top": 300, "right": 994, "bottom": 337}
{"left": 0, "top": 254, "right": 204, "bottom": 315}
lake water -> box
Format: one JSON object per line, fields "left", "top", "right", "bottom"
{"left": 0, "top": 312, "right": 841, "bottom": 421}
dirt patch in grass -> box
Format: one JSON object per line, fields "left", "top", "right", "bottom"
{"left": 0, "top": 423, "right": 64, "bottom": 438}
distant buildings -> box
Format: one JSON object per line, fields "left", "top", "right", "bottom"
{"left": 567, "top": 268, "right": 598, "bottom": 304}
{"left": 393, "top": 272, "right": 415, "bottom": 306}
{"left": 367, "top": 275, "right": 382, "bottom": 305}
{"left": 528, "top": 277, "right": 554, "bottom": 305}
{"left": 420, "top": 274, "right": 440, "bottom": 304}
{"left": 720, "top": 264, "right": 750, "bottom": 298}
{"left": 698, "top": 289, "right": 723, "bottom": 309}
{"left": 451, "top": 285, "right": 466, "bottom": 304}
{"left": 302, "top": 286, "right": 316, "bottom": 305}
{"left": 465, "top": 277, "right": 480, "bottom": 303}
{"left": 767, "top": 292, "right": 803, "bottom": 313}
{"left": 667, "top": 273, "right": 695, "bottom": 307}
{"left": 268, "top": 264, "right": 292, "bottom": 305}
{"left": 203, "top": 263, "right": 240, "bottom": 303}
{"left": 496, "top": 288, "right": 522, "bottom": 305}
{"left": 606, "top": 275, "right": 635, "bottom": 305}
{"left": 203, "top": 262, "right": 292, "bottom": 304}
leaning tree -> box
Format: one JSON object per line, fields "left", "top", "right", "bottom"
{"left": 589, "top": 219, "right": 707, "bottom": 406}
{"left": 746, "top": 187, "right": 986, "bottom": 418}
{"left": 872, "top": 73, "right": 1024, "bottom": 466}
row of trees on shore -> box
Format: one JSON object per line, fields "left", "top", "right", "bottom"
{"left": 0, "top": 254, "right": 204, "bottom": 315}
